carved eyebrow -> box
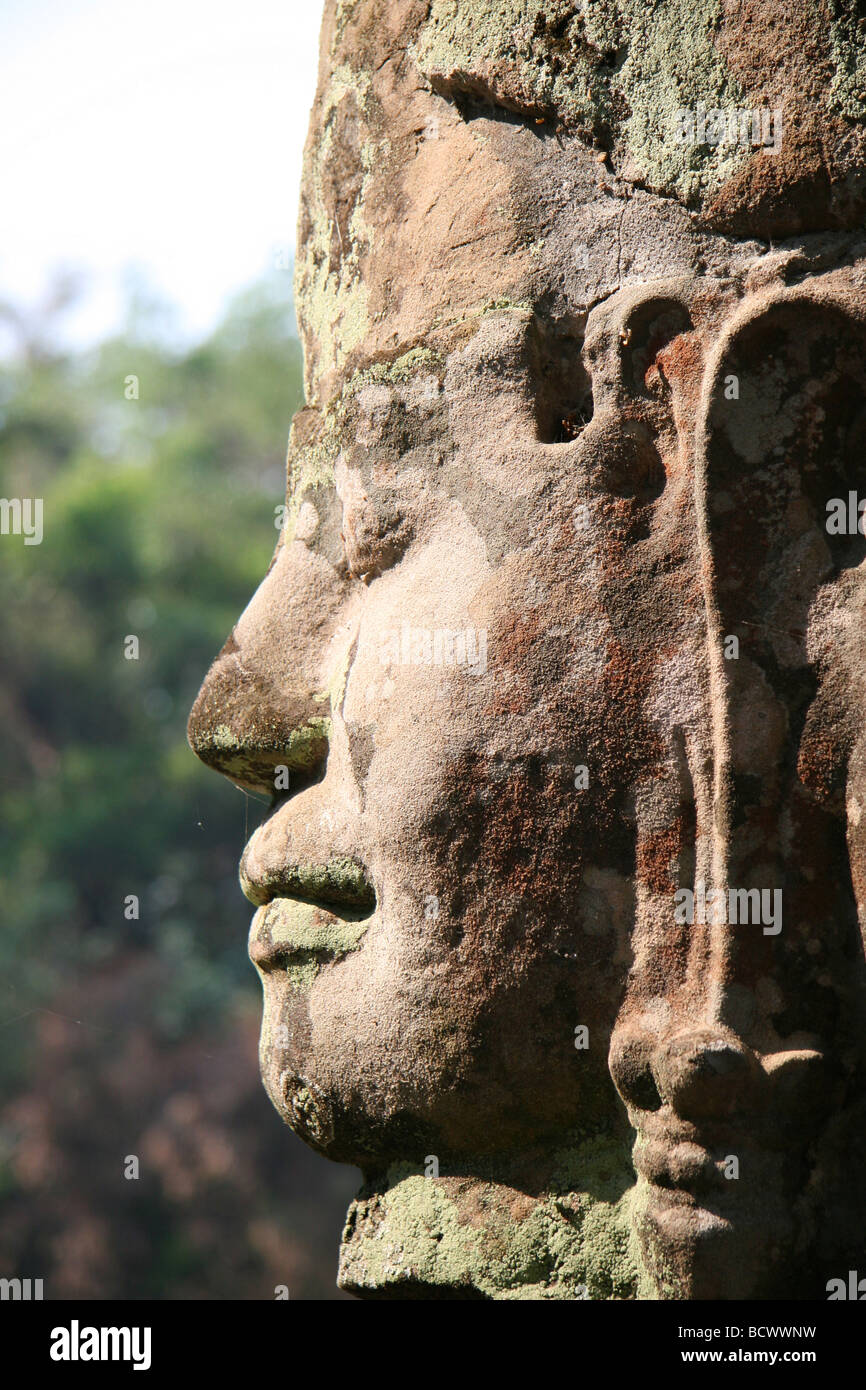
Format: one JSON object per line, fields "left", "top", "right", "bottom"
{"left": 423, "top": 70, "right": 553, "bottom": 126}
{"left": 413, "top": 11, "right": 619, "bottom": 142}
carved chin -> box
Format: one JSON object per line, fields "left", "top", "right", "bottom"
{"left": 258, "top": 1035, "right": 436, "bottom": 1167}
{"left": 632, "top": 1150, "right": 807, "bottom": 1300}
{"left": 269, "top": 1067, "right": 337, "bottom": 1154}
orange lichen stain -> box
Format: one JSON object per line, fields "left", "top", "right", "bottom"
{"left": 637, "top": 820, "right": 690, "bottom": 895}
{"left": 797, "top": 733, "right": 838, "bottom": 801}
{"left": 653, "top": 333, "right": 705, "bottom": 423}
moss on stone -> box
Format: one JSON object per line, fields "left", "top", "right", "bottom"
{"left": 345, "top": 347, "right": 442, "bottom": 396}
{"left": 259, "top": 895, "right": 372, "bottom": 989}
{"left": 479, "top": 296, "right": 533, "bottom": 315}
{"left": 828, "top": 1, "right": 866, "bottom": 120}
{"left": 284, "top": 413, "right": 341, "bottom": 533}
{"left": 294, "top": 64, "right": 377, "bottom": 397}
{"left": 265, "top": 898, "right": 370, "bottom": 950}
{"left": 414, "top": 0, "right": 750, "bottom": 205}
{"left": 212, "top": 723, "right": 243, "bottom": 751}
{"left": 291, "top": 1084, "right": 332, "bottom": 1144}
{"left": 205, "top": 718, "right": 331, "bottom": 788}
{"left": 284, "top": 717, "right": 332, "bottom": 766}
{"left": 340, "top": 1129, "right": 639, "bottom": 1299}
{"left": 619, "top": 0, "right": 748, "bottom": 202}
{"left": 332, "top": 0, "right": 364, "bottom": 54}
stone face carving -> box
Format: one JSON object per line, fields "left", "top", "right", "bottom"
{"left": 188, "top": 1, "right": 866, "bottom": 1297}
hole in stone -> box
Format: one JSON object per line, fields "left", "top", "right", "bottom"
{"left": 631, "top": 1068, "right": 664, "bottom": 1112}
{"left": 610, "top": 1035, "right": 665, "bottom": 1112}
{"left": 552, "top": 399, "right": 594, "bottom": 443}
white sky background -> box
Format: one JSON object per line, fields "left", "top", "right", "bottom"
{"left": 0, "top": 0, "right": 326, "bottom": 352}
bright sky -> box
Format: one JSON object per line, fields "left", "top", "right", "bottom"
{"left": 0, "top": 0, "right": 326, "bottom": 350}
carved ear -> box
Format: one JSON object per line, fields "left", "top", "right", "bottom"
{"left": 611, "top": 295, "right": 697, "bottom": 500}
{"left": 617, "top": 295, "right": 695, "bottom": 405}
{"left": 701, "top": 294, "right": 866, "bottom": 806}
{"left": 700, "top": 295, "right": 866, "bottom": 668}
{"left": 579, "top": 288, "right": 701, "bottom": 509}
{"left": 698, "top": 293, "right": 866, "bottom": 910}
{"left": 691, "top": 296, "right": 866, "bottom": 1044}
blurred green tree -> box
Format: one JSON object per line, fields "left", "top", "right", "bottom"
{"left": 0, "top": 274, "right": 301, "bottom": 1052}
{"left": 0, "top": 273, "right": 357, "bottom": 1298}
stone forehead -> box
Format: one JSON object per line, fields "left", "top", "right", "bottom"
{"left": 296, "top": 0, "right": 866, "bottom": 403}
{"left": 336, "top": 1, "right": 866, "bottom": 218}
{"left": 414, "top": 0, "right": 866, "bottom": 224}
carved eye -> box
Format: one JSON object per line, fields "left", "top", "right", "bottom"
{"left": 336, "top": 462, "right": 413, "bottom": 582}
{"left": 526, "top": 318, "right": 594, "bottom": 443}
{"left": 341, "top": 501, "right": 413, "bottom": 581}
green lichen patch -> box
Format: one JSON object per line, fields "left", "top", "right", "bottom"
{"left": 828, "top": 1, "right": 866, "bottom": 119}
{"left": 601, "top": 0, "right": 748, "bottom": 204}
{"left": 266, "top": 859, "right": 375, "bottom": 913}
{"left": 414, "top": 0, "right": 752, "bottom": 205}
{"left": 344, "top": 346, "right": 442, "bottom": 395}
{"left": 282, "top": 717, "right": 332, "bottom": 767}
{"left": 245, "top": 857, "right": 373, "bottom": 913}
{"left": 196, "top": 716, "right": 331, "bottom": 791}
{"left": 264, "top": 899, "right": 371, "bottom": 950}
{"left": 294, "top": 64, "right": 379, "bottom": 397}
{"left": 340, "top": 1130, "right": 639, "bottom": 1299}
{"left": 259, "top": 898, "right": 373, "bottom": 990}
{"left": 284, "top": 412, "right": 341, "bottom": 533}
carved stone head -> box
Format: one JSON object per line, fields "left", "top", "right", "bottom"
{"left": 189, "top": 0, "right": 866, "bottom": 1298}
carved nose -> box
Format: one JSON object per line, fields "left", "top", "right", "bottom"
{"left": 610, "top": 1028, "right": 762, "bottom": 1120}
{"left": 655, "top": 1030, "right": 762, "bottom": 1119}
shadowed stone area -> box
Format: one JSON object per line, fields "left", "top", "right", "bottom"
{"left": 189, "top": 1, "right": 866, "bottom": 1298}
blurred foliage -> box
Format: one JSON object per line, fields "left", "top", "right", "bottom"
{"left": 0, "top": 274, "right": 357, "bottom": 1298}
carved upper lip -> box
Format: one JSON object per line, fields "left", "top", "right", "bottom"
{"left": 239, "top": 850, "right": 376, "bottom": 913}
{"left": 634, "top": 1134, "right": 732, "bottom": 1197}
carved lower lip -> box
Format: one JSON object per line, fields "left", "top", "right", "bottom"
{"left": 249, "top": 897, "right": 373, "bottom": 972}
{"left": 640, "top": 1181, "right": 734, "bottom": 1240}
{"left": 635, "top": 1139, "right": 723, "bottom": 1196}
